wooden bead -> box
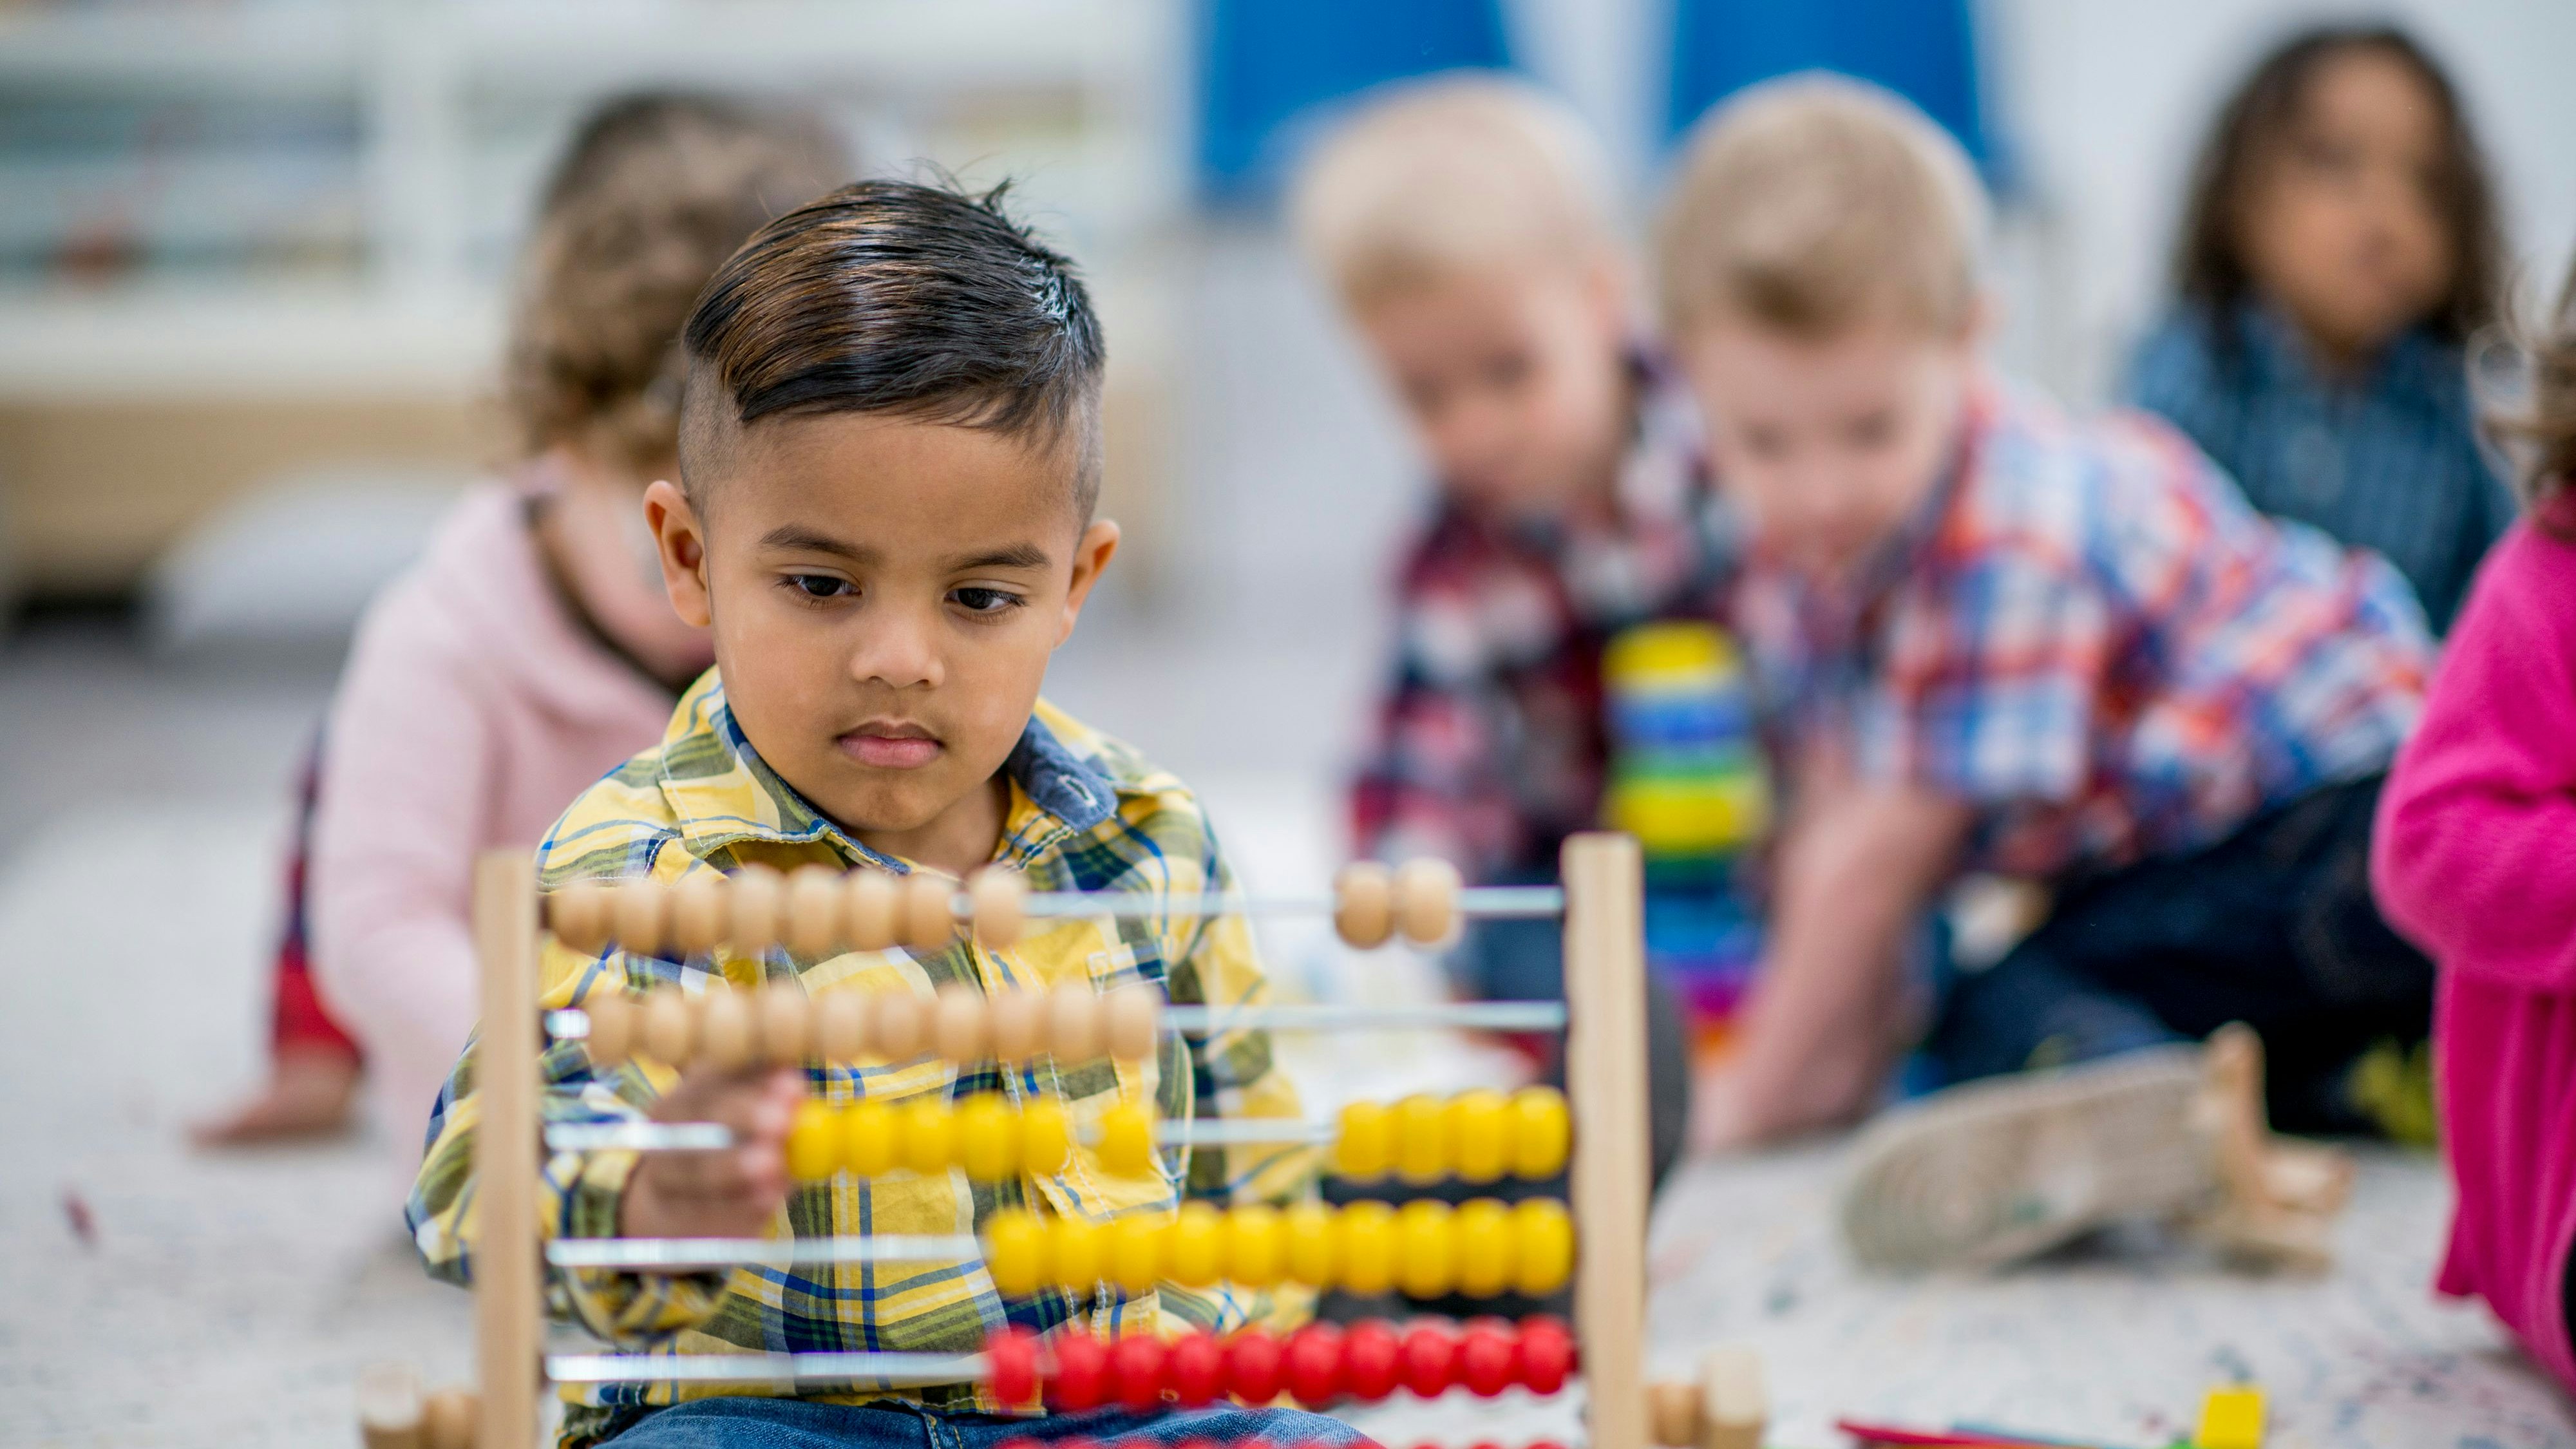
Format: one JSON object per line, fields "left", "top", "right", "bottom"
{"left": 354, "top": 1361, "right": 424, "bottom": 1449}
{"left": 1448, "top": 1088, "right": 1510, "bottom": 1183}
{"left": 900, "top": 1096, "right": 954, "bottom": 1175}
{"left": 1167, "top": 1201, "right": 1226, "bottom": 1287}
{"left": 844, "top": 871, "right": 899, "bottom": 951}
{"left": 1650, "top": 1379, "right": 1705, "bottom": 1448}
{"left": 1096, "top": 1101, "right": 1156, "bottom": 1177}
{"left": 1018, "top": 1098, "right": 1070, "bottom": 1174}
{"left": 547, "top": 880, "right": 611, "bottom": 954}
{"left": 640, "top": 987, "right": 693, "bottom": 1065}
{"left": 1338, "top": 1200, "right": 1397, "bottom": 1295}
{"left": 1510, "top": 1084, "right": 1571, "bottom": 1179}
{"left": 987, "top": 990, "right": 1044, "bottom": 1063}
{"left": 667, "top": 873, "right": 727, "bottom": 957}
{"left": 983, "top": 1206, "right": 1048, "bottom": 1295}
{"left": 582, "top": 990, "right": 634, "bottom": 1068}
{"left": 1332, "top": 1101, "right": 1392, "bottom": 1180}
{"left": 1048, "top": 1214, "right": 1103, "bottom": 1289}
{"left": 1333, "top": 862, "right": 1395, "bottom": 949}
{"left": 1224, "top": 1202, "right": 1283, "bottom": 1287}
{"left": 1102, "top": 985, "right": 1160, "bottom": 1063}
{"left": 1109, "top": 1212, "right": 1166, "bottom": 1293}
{"left": 419, "top": 1387, "right": 477, "bottom": 1449}
{"left": 1392, "top": 857, "right": 1462, "bottom": 947}
{"left": 697, "top": 985, "right": 752, "bottom": 1071}
{"left": 1045, "top": 983, "right": 1101, "bottom": 1061}
{"left": 1394, "top": 1092, "right": 1449, "bottom": 1184}
{"left": 955, "top": 1094, "right": 1017, "bottom": 1180}
{"left": 901, "top": 873, "right": 956, "bottom": 954}
{"left": 813, "top": 991, "right": 867, "bottom": 1061}
{"left": 784, "top": 864, "right": 844, "bottom": 958}
{"left": 1511, "top": 1197, "right": 1574, "bottom": 1295}
{"left": 873, "top": 992, "right": 926, "bottom": 1061}
{"left": 727, "top": 864, "right": 786, "bottom": 955}
{"left": 968, "top": 867, "right": 1027, "bottom": 949}
{"left": 1282, "top": 1200, "right": 1338, "bottom": 1287}
{"left": 1395, "top": 1198, "right": 1454, "bottom": 1297}
{"left": 1699, "top": 1344, "right": 1768, "bottom": 1449}
{"left": 842, "top": 1099, "right": 898, "bottom": 1176}
{"left": 1453, "top": 1196, "right": 1513, "bottom": 1297}
{"left": 931, "top": 983, "right": 989, "bottom": 1062}
{"left": 755, "top": 982, "right": 810, "bottom": 1064}
{"left": 786, "top": 1099, "right": 841, "bottom": 1182}
{"left": 611, "top": 878, "right": 669, "bottom": 957}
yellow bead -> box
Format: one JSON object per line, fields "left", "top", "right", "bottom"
{"left": 1019, "top": 1099, "right": 1070, "bottom": 1176}
{"left": 1511, "top": 1198, "right": 1574, "bottom": 1295}
{"left": 1282, "top": 1200, "right": 1338, "bottom": 1287}
{"left": 1109, "top": 1213, "right": 1166, "bottom": 1294}
{"left": 1049, "top": 1216, "right": 1103, "bottom": 1289}
{"left": 842, "top": 1099, "right": 899, "bottom": 1177}
{"left": 1167, "top": 1202, "right": 1225, "bottom": 1287}
{"left": 956, "top": 1095, "right": 1017, "bottom": 1182}
{"left": 1447, "top": 1089, "right": 1509, "bottom": 1184}
{"left": 902, "top": 1097, "right": 955, "bottom": 1175}
{"left": 1332, "top": 1101, "right": 1392, "bottom": 1180}
{"left": 786, "top": 1099, "right": 842, "bottom": 1182}
{"left": 1394, "top": 1093, "right": 1448, "bottom": 1184}
{"left": 1338, "top": 1200, "right": 1397, "bottom": 1295}
{"left": 1453, "top": 1197, "right": 1513, "bottom": 1297}
{"left": 1097, "top": 1101, "right": 1156, "bottom": 1178}
{"left": 983, "top": 1207, "right": 1047, "bottom": 1295}
{"left": 1509, "top": 1085, "right": 1571, "bottom": 1179}
{"left": 1224, "top": 1202, "right": 1283, "bottom": 1288}
{"left": 1396, "top": 1199, "right": 1454, "bottom": 1298}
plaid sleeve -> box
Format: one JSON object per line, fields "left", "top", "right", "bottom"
{"left": 405, "top": 941, "right": 730, "bottom": 1346}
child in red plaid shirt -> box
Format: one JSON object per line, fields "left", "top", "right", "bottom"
{"left": 1294, "top": 77, "right": 1734, "bottom": 1195}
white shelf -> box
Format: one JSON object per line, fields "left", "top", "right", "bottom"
{"left": 0, "top": 288, "right": 500, "bottom": 401}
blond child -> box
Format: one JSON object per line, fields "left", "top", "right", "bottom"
{"left": 406, "top": 180, "right": 1341, "bottom": 1449}
{"left": 1657, "top": 77, "right": 2437, "bottom": 1265}
{"left": 197, "top": 95, "right": 842, "bottom": 1147}
{"left": 1294, "top": 77, "right": 1710, "bottom": 1189}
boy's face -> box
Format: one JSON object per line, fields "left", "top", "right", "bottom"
{"left": 643, "top": 413, "right": 1117, "bottom": 864}
{"left": 1678, "top": 316, "right": 1973, "bottom": 583}
{"left": 1353, "top": 258, "right": 1631, "bottom": 521}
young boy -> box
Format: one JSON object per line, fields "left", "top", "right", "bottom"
{"left": 1655, "top": 79, "right": 2438, "bottom": 1260}
{"left": 1293, "top": 77, "right": 1722, "bottom": 1188}
{"left": 406, "top": 181, "right": 1352, "bottom": 1449}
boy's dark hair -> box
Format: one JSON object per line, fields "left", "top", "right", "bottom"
{"left": 679, "top": 178, "right": 1106, "bottom": 518}
{"left": 505, "top": 92, "right": 844, "bottom": 471}
{"left": 2174, "top": 24, "right": 2503, "bottom": 346}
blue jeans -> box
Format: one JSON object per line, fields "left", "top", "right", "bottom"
{"left": 599, "top": 1398, "right": 1370, "bottom": 1448}
{"left": 1925, "top": 775, "right": 2431, "bottom": 1133}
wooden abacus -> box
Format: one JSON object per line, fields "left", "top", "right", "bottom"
{"left": 359, "top": 834, "right": 1765, "bottom": 1449}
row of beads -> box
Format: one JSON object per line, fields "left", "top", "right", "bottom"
{"left": 546, "top": 858, "right": 1470, "bottom": 957}
{"left": 1333, "top": 1088, "right": 1568, "bottom": 1183}
{"left": 981, "top": 1197, "right": 1574, "bottom": 1300}
{"left": 581, "top": 982, "right": 1161, "bottom": 1070}
{"left": 985, "top": 1316, "right": 1576, "bottom": 1412}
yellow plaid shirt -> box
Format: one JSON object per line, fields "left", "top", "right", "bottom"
{"left": 406, "top": 673, "right": 1313, "bottom": 1444}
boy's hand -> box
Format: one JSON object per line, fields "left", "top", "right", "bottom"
{"left": 616, "top": 1065, "right": 804, "bottom": 1253}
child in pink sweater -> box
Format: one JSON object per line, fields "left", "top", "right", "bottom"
{"left": 2372, "top": 269, "right": 2576, "bottom": 1391}
{"left": 196, "top": 95, "right": 841, "bottom": 1147}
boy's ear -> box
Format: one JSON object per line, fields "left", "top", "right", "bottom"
{"left": 1054, "top": 518, "right": 1121, "bottom": 647}
{"left": 641, "top": 479, "right": 714, "bottom": 629}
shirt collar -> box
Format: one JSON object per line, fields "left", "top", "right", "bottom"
{"left": 658, "top": 674, "right": 1121, "bottom": 868}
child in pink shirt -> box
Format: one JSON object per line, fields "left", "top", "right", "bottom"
{"left": 196, "top": 95, "right": 841, "bottom": 1147}
{"left": 2372, "top": 269, "right": 2576, "bottom": 1392}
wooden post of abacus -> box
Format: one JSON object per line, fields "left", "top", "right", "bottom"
{"left": 1562, "top": 831, "right": 1649, "bottom": 1449}
{"left": 472, "top": 851, "right": 544, "bottom": 1449}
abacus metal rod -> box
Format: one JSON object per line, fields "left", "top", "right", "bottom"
{"left": 542, "top": 998, "right": 1564, "bottom": 1046}
{"left": 547, "top": 1351, "right": 985, "bottom": 1387}
{"left": 547, "top": 1234, "right": 978, "bottom": 1270}
{"left": 547, "top": 1116, "right": 1340, "bottom": 1154}
{"left": 1005, "top": 885, "right": 1564, "bottom": 920}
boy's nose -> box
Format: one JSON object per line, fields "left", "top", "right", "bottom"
{"left": 848, "top": 611, "right": 943, "bottom": 690}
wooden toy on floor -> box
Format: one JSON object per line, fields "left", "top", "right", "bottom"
{"left": 359, "top": 834, "right": 1763, "bottom": 1448}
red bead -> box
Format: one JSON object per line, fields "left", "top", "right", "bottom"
{"left": 1398, "top": 1323, "right": 1455, "bottom": 1398}
{"left": 1528, "top": 1441, "right": 1569, "bottom": 1449}
{"left": 1516, "top": 1314, "right": 1575, "bottom": 1395}
{"left": 1171, "top": 1440, "right": 1221, "bottom": 1449}
{"left": 1467, "top": 1441, "right": 1506, "bottom": 1449}
{"left": 1111, "top": 1334, "right": 1168, "bottom": 1412}
{"left": 986, "top": 1327, "right": 1039, "bottom": 1405}
{"left": 1165, "top": 1331, "right": 1225, "bottom": 1408}
{"left": 1341, "top": 1320, "right": 1401, "bottom": 1403}
{"left": 1048, "top": 1331, "right": 1108, "bottom": 1411}
{"left": 994, "top": 1440, "right": 1043, "bottom": 1449}
{"left": 1224, "top": 1327, "right": 1283, "bottom": 1403}
{"left": 1282, "top": 1322, "right": 1345, "bottom": 1406}
{"left": 1456, "top": 1317, "right": 1515, "bottom": 1397}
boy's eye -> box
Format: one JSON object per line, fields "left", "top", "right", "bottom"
{"left": 786, "top": 573, "right": 855, "bottom": 600}
{"left": 951, "top": 587, "right": 1024, "bottom": 615}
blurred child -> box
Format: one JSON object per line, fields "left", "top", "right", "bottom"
{"left": 1656, "top": 77, "right": 2438, "bottom": 1264}
{"left": 2373, "top": 267, "right": 2576, "bottom": 1392}
{"left": 2127, "top": 25, "right": 2514, "bottom": 631}
{"left": 410, "top": 179, "right": 1342, "bottom": 1449}
{"left": 194, "top": 95, "right": 842, "bottom": 1147}
{"left": 1294, "top": 76, "right": 1725, "bottom": 1184}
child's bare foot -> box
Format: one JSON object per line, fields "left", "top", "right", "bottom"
{"left": 192, "top": 1044, "right": 362, "bottom": 1146}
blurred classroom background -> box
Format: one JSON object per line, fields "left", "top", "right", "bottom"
{"left": 5, "top": 1, "right": 2576, "bottom": 1445}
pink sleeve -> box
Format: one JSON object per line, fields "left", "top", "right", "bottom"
{"left": 307, "top": 598, "right": 493, "bottom": 1142}
{"left": 2372, "top": 526, "right": 2576, "bottom": 992}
